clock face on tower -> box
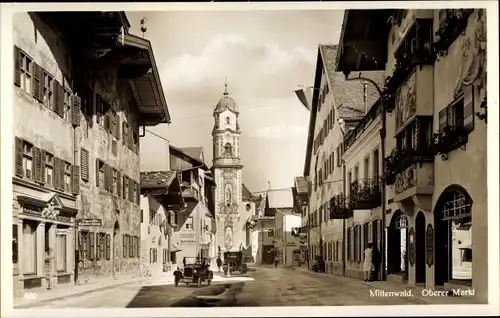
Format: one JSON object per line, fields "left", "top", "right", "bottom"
{"left": 225, "top": 132, "right": 231, "bottom": 139}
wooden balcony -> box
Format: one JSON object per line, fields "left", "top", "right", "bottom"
{"left": 349, "top": 178, "right": 382, "bottom": 210}
{"left": 384, "top": 140, "right": 434, "bottom": 186}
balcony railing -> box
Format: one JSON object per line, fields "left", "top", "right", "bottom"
{"left": 349, "top": 178, "right": 382, "bottom": 210}
{"left": 434, "top": 9, "right": 474, "bottom": 58}
{"left": 329, "top": 194, "right": 353, "bottom": 219}
{"left": 432, "top": 126, "right": 469, "bottom": 161}
{"left": 384, "top": 144, "right": 433, "bottom": 185}
{"left": 383, "top": 19, "right": 435, "bottom": 113}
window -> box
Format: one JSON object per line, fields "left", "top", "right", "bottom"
{"left": 354, "top": 165, "right": 359, "bottom": 182}
{"left": 268, "top": 229, "right": 275, "bottom": 237}
{"left": 450, "top": 98, "right": 464, "bottom": 128}
{"left": 97, "top": 233, "right": 106, "bottom": 260}
{"left": 163, "top": 248, "right": 168, "bottom": 264}
{"left": 226, "top": 117, "right": 230, "bottom": 125}
{"left": 64, "top": 162, "right": 71, "bottom": 192}
{"left": 347, "top": 171, "right": 352, "bottom": 196}
{"left": 23, "top": 221, "right": 37, "bottom": 275}
{"left": 363, "top": 223, "right": 370, "bottom": 252}
{"left": 98, "top": 161, "right": 105, "bottom": 187}
{"left": 45, "top": 153, "right": 54, "bottom": 187}
{"left": 123, "top": 235, "right": 129, "bottom": 258}
{"left": 347, "top": 228, "right": 353, "bottom": 261}
{"left": 79, "top": 231, "right": 89, "bottom": 260}
{"left": 357, "top": 225, "right": 362, "bottom": 262}
{"left": 185, "top": 217, "right": 194, "bottom": 230}
{"left": 56, "top": 231, "right": 67, "bottom": 272}
{"left": 133, "top": 183, "right": 137, "bottom": 203}
{"left": 363, "top": 156, "right": 370, "bottom": 179}
{"left": 43, "top": 71, "right": 54, "bottom": 109}
{"left": 224, "top": 143, "right": 232, "bottom": 156}
{"left": 23, "top": 141, "right": 34, "bottom": 179}
{"left": 105, "top": 234, "right": 111, "bottom": 260}
{"left": 129, "top": 235, "right": 134, "bottom": 258}
{"left": 13, "top": 225, "right": 18, "bottom": 265}
{"left": 462, "top": 248, "right": 472, "bottom": 262}
{"left": 373, "top": 149, "right": 379, "bottom": 178}
{"left": 17, "top": 49, "right": 32, "bottom": 94}
{"left": 354, "top": 225, "right": 359, "bottom": 262}
{"left": 123, "top": 176, "right": 129, "bottom": 200}
{"left": 63, "top": 88, "right": 72, "bottom": 122}
{"left": 336, "top": 146, "right": 342, "bottom": 167}
{"left": 113, "top": 169, "right": 118, "bottom": 194}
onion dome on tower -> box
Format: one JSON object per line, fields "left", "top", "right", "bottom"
{"left": 214, "top": 80, "right": 238, "bottom": 115}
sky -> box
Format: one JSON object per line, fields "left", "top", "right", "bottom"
{"left": 128, "top": 9, "right": 343, "bottom": 193}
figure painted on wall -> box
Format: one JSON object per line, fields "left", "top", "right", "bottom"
{"left": 225, "top": 226, "right": 233, "bottom": 250}
{"left": 225, "top": 183, "right": 232, "bottom": 207}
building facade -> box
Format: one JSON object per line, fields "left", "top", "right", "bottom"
{"left": 337, "top": 9, "right": 487, "bottom": 301}
{"left": 302, "top": 44, "right": 384, "bottom": 275}
{"left": 169, "top": 146, "right": 217, "bottom": 266}
{"left": 212, "top": 83, "right": 255, "bottom": 255}
{"left": 12, "top": 12, "right": 169, "bottom": 296}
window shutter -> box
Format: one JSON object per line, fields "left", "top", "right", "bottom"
{"left": 14, "top": 46, "right": 21, "bottom": 87}
{"left": 136, "top": 182, "right": 140, "bottom": 204}
{"left": 81, "top": 148, "right": 89, "bottom": 181}
{"left": 137, "top": 237, "right": 140, "bottom": 258}
{"left": 129, "top": 235, "right": 133, "bottom": 257}
{"left": 116, "top": 114, "right": 121, "bottom": 140}
{"left": 32, "top": 63, "right": 43, "bottom": 102}
{"left": 104, "top": 164, "right": 110, "bottom": 191}
{"left": 95, "top": 159, "right": 100, "bottom": 187}
{"left": 14, "top": 137, "right": 24, "bottom": 177}
{"left": 58, "top": 159, "right": 65, "bottom": 192}
{"left": 117, "top": 170, "right": 122, "bottom": 197}
{"left": 438, "top": 108, "right": 448, "bottom": 132}
{"left": 53, "top": 157, "right": 60, "bottom": 190}
{"left": 71, "top": 165, "right": 80, "bottom": 194}
{"left": 111, "top": 112, "right": 116, "bottom": 138}
{"left": 128, "top": 125, "right": 133, "bottom": 149}
{"left": 104, "top": 112, "right": 110, "bottom": 132}
{"left": 90, "top": 232, "right": 95, "bottom": 261}
{"left": 123, "top": 235, "right": 128, "bottom": 258}
{"left": 129, "top": 178, "right": 134, "bottom": 202}
{"left": 123, "top": 175, "right": 127, "bottom": 199}
{"left": 105, "top": 234, "right": 110, "bottom": 260}
{"left": 40, "top": 150, "right": 46, "bottom": 184}
{"left": 32, "top": 147, "right": 41, "bottom": 182}
{"left": 463, "top": 85, "right": 474, "bottom": 133}
{"left": 122, "top": 122, "right": 127, "bottom": 144}
{"left": 71, "top": 95, "right": 81, "bottom": 127}
{"left": 96, "top": 234, "right": 101, "bottom": 260}
{"left": 53, "top": 80, "right": 64, "bottom": 117}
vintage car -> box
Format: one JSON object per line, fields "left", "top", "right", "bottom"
{"left": 173, "top": 257, "right": 214, "bottom": 288}
{"left": 223, "top": 251, "right": 248, "bottom": 275}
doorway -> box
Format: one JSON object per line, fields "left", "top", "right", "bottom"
{"left": 388, "top": 210, "right": 408, "bottom": 279}
{"left": 415, "top": 212, "right": 426, "bottom": 284}
{"left": 434, "top": 185, "right": 473, "bottom": 287}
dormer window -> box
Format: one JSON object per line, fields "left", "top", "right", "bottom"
{"left": 226, "top": 117, "right": 230, "bottom": 125}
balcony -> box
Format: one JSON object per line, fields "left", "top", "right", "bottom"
{"left": 349, "top": 178, "right": 382, "bottom": 210}
{"left": 432, "top": 126, "right": 469, "bottom": 161}
{"left": 384, "top": 144, "right": 434, "bottom": 186}
{"left": 329, "top": 194, "right": 353, "bottom": 219}
{"left": 384, "top": 19, "right": 435, "bottom": 112}
{"left": 434, "top": 9, "right": 474, "bottom": 58}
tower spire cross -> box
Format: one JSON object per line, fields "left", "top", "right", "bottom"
{"left": 224, "top": 77, "right": 229, "bottom": 95}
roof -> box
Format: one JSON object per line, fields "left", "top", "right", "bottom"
{"left": 140, "top": 170, "right": 176, "bottom": 189}
{"left": 214, "top": 83, "right": 238, "bottom": 114}
{"left": 180, "top": 147, "right": 204, "bottom": 162}
{"left": 302, "top": 44, "right": 385, "bottom": 176}
{"left": 242, "top": 184, "right": 253, "bottom": 200}
{"left": 294, "top": 176, "right": 309, "bottom": 195}
{"left": 267, "top": 188, "right": 294, "bottom": 209}
{"left": 169, "top": 144, "right": 206, "bottom": 168}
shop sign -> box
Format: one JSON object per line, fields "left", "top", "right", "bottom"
{"left": 180, "top": 238, "right": 196, "bottom": 244}
{"left": 56, "top": 228, "right": 71, "bottom": 235}
{"left": 77, "top": 219, "right": 102, "bottom": 227}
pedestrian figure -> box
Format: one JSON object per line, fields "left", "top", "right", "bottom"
{"left": 216, "top": 256, "right": 222, "bottom": 272}
{"left": 363, "top": 243, "right": 374, "bottom": 282}
{"left": 371, "top": 243, "right": 381, "bottom": 281}
{"left": 45, "top": 247, "right": 54, "bottom": 290}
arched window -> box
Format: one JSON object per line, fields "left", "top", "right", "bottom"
{"left": 226, "top": 117, "right": 230, "bottom": 125}
{"left": 224, "top": 143, "right": 232, "bottom": 156}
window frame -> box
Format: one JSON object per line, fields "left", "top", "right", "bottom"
{"left": 64, "top": 161, "right": 71, "bottom": 192}
{"left": 42, "top": 70, "right": 54, "bottom": 110}
{"left": 19, "top": 50, "right": 33, "bottom": 94}
{"left": 23, "top": 141, "right": 34, "bottom": 180}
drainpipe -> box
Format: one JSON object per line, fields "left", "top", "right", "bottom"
{"left": 73, "top": 109, "right": 79, "bottom": 285}
{"left": 344, "top": 73, "right": 387, "bottom": 281}
{"left": 342, "top": 157, "right": 346, "bottom": 276}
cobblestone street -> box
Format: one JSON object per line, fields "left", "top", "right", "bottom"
{"left": 15, "top": 266, "right": 479, "bottom": 308}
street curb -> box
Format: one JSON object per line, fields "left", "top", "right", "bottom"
{"left": 14, "top": 278, "right": 147, "bottom": 309}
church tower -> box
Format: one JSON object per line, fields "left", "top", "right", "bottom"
{"left": 212, "top": 81, "right": 244, "bottom": 254}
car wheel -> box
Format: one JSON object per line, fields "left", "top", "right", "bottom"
{"left": 197, "top": 276, "right": 202, "bottom": 288}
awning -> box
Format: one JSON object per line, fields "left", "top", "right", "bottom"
{"left": 171, "top": 243, "right": 182, "bottom": 252}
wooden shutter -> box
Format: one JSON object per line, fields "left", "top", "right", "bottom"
{"left": 32, "top": 63, "right": 43, "bottom": 102}
{"left": 117, "top": 170, "right": 122, "bottom": 197}
{"left": 96, "top": 234, "right": 101, "bottom": 260}
{"left": 136, "top": 182, "right": 140, "bottom": 204}
{"left": 89, "top": 232, "right": 95, "bottom": 261}
{"left": 58, "top": 159, "right": 65, "bottom": 192}
{"left": 14, "top": 46, "right": 21, "bottom": 87}
{"left": 123, "top": 175, "right": 127, "bottom": 199}
{"left": 129, "top": 235, "right": 134, "bottom": 257}
{"left": 103, "top": 164, "right": 110, "bottom": 191}
{"left": 53, "top": 80, "right": 64, "bottom": 117}
{"left": 123, "top": 234, "right": 128, "bottom": 258}
{"left": 40, "top": 150, "right": 46, "bottom": 184}
{"left": 136, "top": 236, "right": 140, "bottom": 258}
{"left": 81, "top": 148, "right": 89, "bottom": 181}
{"left": 104, "top": 112, "right": 111, "bottom": 132}
{"left": 71, "top": 165, "right": 80, "bottom": 194}
{"left": 33, "top": 147, "right": 41, "bottom": 182}
{"left": 105, "top": 234, "right": 110, "bottom": 260}
{"left": 71, "top": 95, "right": 81, "bottom": 127}
{"left": 128, "top": 125, "right": 133, "bottom": 149}
{"left": 115, "top": 114, "right": 121, "bottom": 140}
{"left": 463, "top": 85, "right": 474, "bottom": 133}
{"left": 14, "top": 137, "right": 24, "bottom": 177}
{"left": 95, "top": 159, "right": 100, "bottom": 187}
{"left": 438, "top": 108, "right": 448, "bottom": 132}
{"left": 111, "top": 112, "right": 117, "bottom": 138}
{"left": 53, "top": 157, "right": 60, "bottom": 190}
{"left": 129, "top": 178, "right": 134, "bottom": 202}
